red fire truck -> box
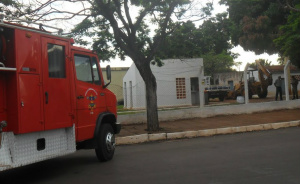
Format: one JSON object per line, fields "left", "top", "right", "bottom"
{"left": 0, "top": 15, "right": 121, "bottom": 171}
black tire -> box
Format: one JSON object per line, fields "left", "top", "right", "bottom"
{"left": 95, "top": 123, "right": 115, "bottom": 162}
{"left": 249, "top": 92, "right": 253, "bottom": 99}
{"left": 258, "top": 89, "right": 268, "bottom": 98}
{"left": 219, "top": 95, "right": 225, "bottom": 101}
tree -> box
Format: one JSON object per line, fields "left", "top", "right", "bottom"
{"left": 249, "top": 59, "right": 272, "bottom": 69}
{"left": 234, "top": 61, "right": 242, "bottom": 70}
{"left": 220, "top": 0, "right": 300, "bottom": 68}
{"left": 79, "top": 1, "right": 212, "bottom": 132}
{"left": 156, "top": 13, "right": 236, "bottom": 77}
{"left": 277, "top": 0, "right": 300, "bottom": 12}
{"left": 220, "top": 0, "right": 290, "bottom": 55}
{"left": 157, "top": 13, "right": 234, "bottom": 58}
{"left": 202, "top": 51, "right": 234, "bottom": 78}
{"left": 274, "top": 3, "right": 300, "bottom": 67}
{"left": 156, "top": 21, "right": 200, "bottom": 59}
{"left": 1, "top": 0, "right": 212, "bottom": 131}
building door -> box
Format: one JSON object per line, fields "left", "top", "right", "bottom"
{"left": 42, "top": 37, "right": 73, "bottom": 130}
{"left": 190, "top": 77, "right": 200, "bottom": 105}
{"left": 228, "top": 80, "right": 234, "bottom": 90}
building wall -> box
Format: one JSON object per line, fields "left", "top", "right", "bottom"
{"left": 101, "top": 67, "right": 129, "bottom": 103}
{"left": 123, "top": 58, "right": 203, "bottom": 109}
{"left": 214, "top": 71, "right": 243, "bottom": 86}
{"left": 123, "top": 64, "right": 144, "bottom": 108}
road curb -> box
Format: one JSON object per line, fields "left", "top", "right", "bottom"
{"left": 216, "top": 127, "right": 233, "bottom": 135}
{"left": 116, "top": 134, "right": 148, "bottom": 145}
{"left": 246, "top": 124, "right": 264, "bottom": 132}
{"left": 116, "top": 120, "right": 300, "bottom": 145}
{"left": 148, "top": 133, "right": 167, "bottom": 142}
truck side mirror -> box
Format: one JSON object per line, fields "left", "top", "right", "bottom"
{"left": 103, "top": 65, "right": 111, "bottom": 88}
{"left": 106, "top": 65, "right": 111, "bottom": 81}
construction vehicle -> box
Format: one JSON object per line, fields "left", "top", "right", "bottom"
{"left": 233, "top": 60, "right": 273, "bottom": 99}
{"left": 0, "top": 15, "right": 121, "bottom": 172}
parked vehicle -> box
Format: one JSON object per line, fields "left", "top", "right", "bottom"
{"left": 0, "top": 15, "right": 120, "bottom": 172}
{"left": 204, "top": 76, "right": 230, "bottom": 102}
{"left": 205, "top": 85, "right": 230, "bottom": 102}
{"left": 232, "top": 60, "right": 273, "bottom": 99}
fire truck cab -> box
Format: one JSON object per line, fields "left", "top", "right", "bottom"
{"left": 0, "top": 15, "right": 120, "bottom": 171}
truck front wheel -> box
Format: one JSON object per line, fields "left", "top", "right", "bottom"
{"left": 95, "top": 123, "right": 115, "bottom": 162}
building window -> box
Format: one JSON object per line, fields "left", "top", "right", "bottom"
{"left": 176, "top": 78, "right": 186, "bottom": 99}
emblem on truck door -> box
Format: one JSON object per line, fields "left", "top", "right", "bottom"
{"left": 88, "top": 94, "right": 97, "bottom": 114}
{"left": 85, "top": 88, "right": 98, "bottom": 114}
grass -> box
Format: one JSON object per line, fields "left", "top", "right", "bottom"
{"left": 117, "top": 105, "right": 142, "bottom": 115}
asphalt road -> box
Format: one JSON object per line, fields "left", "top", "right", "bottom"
{"left": 1, "top": 127, "right": 300, "bottom": 184}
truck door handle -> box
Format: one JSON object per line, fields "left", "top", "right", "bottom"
{"left": 45, "top": 92, "right": 48, "bottom": 104}
{"left": 77, "top": 95, "right": 84, "bottom": 99}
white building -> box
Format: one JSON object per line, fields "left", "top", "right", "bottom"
{"left": 123, "top": 58, "right": 204, "bottom": 109}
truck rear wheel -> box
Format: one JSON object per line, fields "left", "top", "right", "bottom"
{"left": 219, "top": 95, "right": 225, "bottom": 101}
{"left": 95, "top": 123, "right": 115, "bottom": 162}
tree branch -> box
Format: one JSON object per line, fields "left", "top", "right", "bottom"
{"left": 113, "top": 0, "right": 131, "bottom": 35}
{"left": 96, "top": 1, "right": 138, "bottom": 60}
{"left": 124, "top": 0, "right": 133, "bottom": 29}
{"left": 149, "top": 2, "right": 177, "bottom": 62}
{"left": 277, "top": 0, "right": 300, "bottom": 12}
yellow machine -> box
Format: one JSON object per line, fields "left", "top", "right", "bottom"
{"left": 233, "top": 60, "right": 273, "bottom": 99}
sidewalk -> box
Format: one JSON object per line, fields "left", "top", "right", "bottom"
{"left": 116, "top": 108, "right": 300, "bottom": 145}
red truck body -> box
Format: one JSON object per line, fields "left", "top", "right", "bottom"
{"left": 0, "top": 18, "right": 120, "bottom": 171}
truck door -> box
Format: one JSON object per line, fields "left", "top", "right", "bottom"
{"left": 72, "top": 52, "right": 106, "bottom": 141}
{"left": 42, "top": 37, "right": 73, "bottom": 130}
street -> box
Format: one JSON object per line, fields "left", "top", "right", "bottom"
{"left": 1, "top": 127, "right": 300, "bottom": 184}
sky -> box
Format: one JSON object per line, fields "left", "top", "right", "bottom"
{"left": 99, "top": 1, "right": 279, "bottom": 70}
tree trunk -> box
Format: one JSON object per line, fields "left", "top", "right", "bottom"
{"left": 135, "top": 61, "right": 159, "bottom": 131}
{"left": 145, "top": 74, "right": 159, "bottom": 131}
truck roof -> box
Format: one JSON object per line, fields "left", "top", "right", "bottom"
{"left": 1, "top": 15, "right": 96, "bottom": 56}
{"left": 0, "top": 14, "right": 67, "bottom": 39}
{"left": 71, "top": 45, "right": 95, "bottom": 53}
{"left": 0, "top": 21, "right": 69, "bottom": 40}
